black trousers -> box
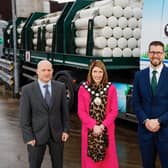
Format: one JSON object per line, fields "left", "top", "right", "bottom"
{"left": 27, "top": 139, "right": 64, "bottom": 168}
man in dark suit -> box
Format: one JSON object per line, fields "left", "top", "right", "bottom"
{"left": 20, "top": 60, "right": 69, "bottom": 168}
{"left": 132, "top": 41, "right": 168, "bottom": 168}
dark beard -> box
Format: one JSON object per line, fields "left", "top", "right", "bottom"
{"left": 150, "top": 60, "right": 162, "bottom": 67}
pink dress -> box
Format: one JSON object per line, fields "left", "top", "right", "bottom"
{"left": 78, "top": 83, "right": 119, "bottom": 168}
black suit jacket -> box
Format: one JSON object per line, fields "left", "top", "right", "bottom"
{"left": 20, "top": 80, "right": 69, "bottom": 145}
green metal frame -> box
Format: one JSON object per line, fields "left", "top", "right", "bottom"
{"left": 22, "top": 12, "right": 47, "bottom": 50}
{"left": 63, "top": 0, "right": 95, "bottom": 53}
{"left": 54, "top": 2, "right": 74, "bottom": 53}
{"left": 3, "top": 17, "right": 26, "bottom": 49}
{"left": 86, "top": 19, "right": 94, "bottom": 56}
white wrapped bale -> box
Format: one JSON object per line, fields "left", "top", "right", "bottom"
{"left": 31, "top": 25, "right": 40, "bottom": 33}
{"left": 118, "top": 17, "right": 128, "bottom": 28}
{"left": 114, "top": 0, "right": 129, "bottom": 8}
{"left": 75, "top": 37, "right": 87, "bottom": 47}
{"left": 123, "top": 48, "right": 132, "bottom": 57}
{"left": 75, "top": 48, "right": 86, "bottom": 55}
{"left": 33, "top": 33, "right": 38, "bottom": 38}
{"left": 17, "top": 28, "right": 22, "bottom": 34}
{"left": 33, "top": 38, "right": 38, "bottom": 45}
{"left": 123, "top": 27, "right": 133, "bottom": 39}
{"left": 46, "top": 38, "right": 53, "bottom": 46}
{"left": 47, "top": 15, "right": 60, "bottom": 24}
{"left": 128, "top": 17, "right": 138, "bottom": 29}
{"left": 34, "top": 18, "right": 48, "bottom": 25}
{"left": 138, "top": 18, "right": 142, "bottom": 28}
{"left": 117, "top": 38, "right": 127, "bottom": 49}
{"left": 34, "top": 19, "right": 43, "bottom": 25}
{"left": 17, "top": 21, "right": 25, "bottom": 34}
{"left": 132, "top": 48, "right": 140, "bottom": 57}
{"left": 75, "top": 17, "right": 90, "bottom": 29}
{"left": 76, "top": 27, "right": 112, "bottom": 38}
{"left": 94, "top": 15, "right": 107, "bottom": 28}
{"left": 107, "top": 37, "right": 117, "bottom": 48}
{"left": 92, "top": 0, "right": 113, "bottom": 7}
{"left": 79, "top": 7, "right": 99, "bottom": 18}
{"left": 113, "top": 6, "right": 123, "bottom": 18}
{"left": 108, "top": 16, "right": 118, "bottom": 28}
{"left": 75, "top": 30, "right": 88, "bottom": 37}
{"left": 93, "top": 47, "right": 112, "bottom": 57}
{"left": 75, "top": 15, "right": 107, "bottom": 29}
{"left": 113, "top": 27, "right": 123, "bottom": 38}
{"left": 17, "top": 39, "right": 21, "bottom": 44}
{"left": 137, "top": 39, "right": 141, "bottom": 47}
{"left": 46, "top": 23, "right": 55, "bottom": 33}
{"left": 94, "top": 27, "right": 113, "bottom": 38}
{"left": 94, "top": 37, "right": 107, "bottom": 48}
{"left": 128, "top": 38, "right": 137, "bottom": 48}
{"left": 112, "top": 47, "right": 122, "bottom": 57}
{"left": 20, "top": 22, "right": 25, "bottom": 27}
{"left": 45, "top": 32, "right": 50, "bottom": 38}
{"left": 46, "top": 11, "right": 62, "bottom": 18}
{"left": 45, "top": 46, "right": 52, "bottom": 52}
{"left": 123, "top": 7, "right": 133, "bottom": 18}
{"left": 49, "top": 33, "right": 53, "bottom": 38}
{"left": 133, "top": 7, "right": 142, "bottom": 19}
{"left": 7, "top": 29, "right": 11, "bottom": 34}
{"left": 133, "top": 28, "right": 141, "bottom": 39}
{"left": 75, "top": 37, "right": 107, "bottom": 48}
{"left": 99, "top": 5, "right": 113, "bottom": 17}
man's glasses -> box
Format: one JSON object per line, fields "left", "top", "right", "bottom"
{"left": 149, "top": 51, "right": 164, "bottom": 56}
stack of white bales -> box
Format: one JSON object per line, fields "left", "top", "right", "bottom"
{"left": 74, "top": 0, "right": 142, "bottom": 57}
{"left": 6, "top": 25, "right": 13, "bottom": 45}
{"left": 6, "top": 21, "right": 26, "bottom": 47}
{"left": 17, "top": 21, "right": 26, "bottom": 47}
{"left": 31, "top": 11, "right": 61, "bottom": 52}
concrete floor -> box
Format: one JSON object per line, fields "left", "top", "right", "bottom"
{"left": 0, "top": 84, "right": 160, "bottom": 168}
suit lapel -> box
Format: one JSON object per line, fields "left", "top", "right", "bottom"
{"left": 34, "top": 81, "right": 49, "bottom": 110}
{"left": 156, "top": 66, "right": 166, "bottom": 94}
{"left": 49, "top": 81, "right": 57, "bottom": 110}
{"left": 144, "top": 68, "right": 153, "bottom": 97}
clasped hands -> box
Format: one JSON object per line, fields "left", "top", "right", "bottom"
{"left": 92, "top": 124, "right": 105, "bottom": 136}
{"left": 145, "top": 119, "right": 160, "bottom": 132}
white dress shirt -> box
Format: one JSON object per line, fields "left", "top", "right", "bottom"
{"left": 38, "top": 79, "right": 52, "bottom": 98}
{"left": 149, "top": 64, "right": 163, "bottom": 84}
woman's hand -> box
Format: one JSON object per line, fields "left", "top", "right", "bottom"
{"left": 93, "top": 125, "right": 103, "bottom": 136}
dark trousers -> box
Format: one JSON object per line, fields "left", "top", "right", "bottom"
{"left": 139, "top": 134, "right": 168, "bottom": 168}
{"left": 27, "top": 139, "right": 64, "bottom": 168}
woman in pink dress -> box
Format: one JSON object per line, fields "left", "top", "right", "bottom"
{"left": 78, "top": 60, "right": 119, "bottom": 168}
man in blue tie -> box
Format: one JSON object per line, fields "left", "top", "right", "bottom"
{"left": 20, "top": 60, "right": 69, "bottom": 168}
{"left": 132, "top": 41, "right": 168, "bottom": 168}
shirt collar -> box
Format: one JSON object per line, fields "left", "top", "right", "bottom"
{"left": 38, "top": 79, "right": 51, "bottom": 87}
{"left": 150, "top": 63, "right": 163, "bottom": 75}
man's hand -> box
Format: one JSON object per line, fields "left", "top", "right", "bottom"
{"left": 145, "top": 119, "right": 160, "bottom": 132}
{"left": 62, "top": 132, "right": 69, "bottom": 142}
{"left": 27, "top": 139, "right": 36, "bottom": 146}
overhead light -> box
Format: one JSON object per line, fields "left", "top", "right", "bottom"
{"left": 51, "top": 0, "right": 76, "bottom": 3}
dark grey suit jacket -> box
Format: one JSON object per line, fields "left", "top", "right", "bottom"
{"left": 20, "top": 80, "right": 69, "bottom": 145}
